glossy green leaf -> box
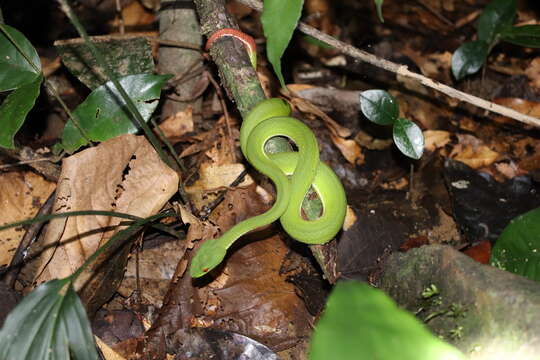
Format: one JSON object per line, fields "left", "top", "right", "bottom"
{"left": 490, "top": 207, "right": 540, "bottom": 281}
{"left": 61, "top": 73, "right": 171, "bottom": 153}
{"left": 0, "top": 74, "right": 42, "bottom": 149}
{"left": 393, "top": 117, "right": 424, "bottom": 160}
{"left": 360, "top": 89, "right": 398, "bottom": 125}
{"left": 477, "top": 0, "right": 516, "bottom": 44}
{"left": 500, "top": 25, "right": 540, "bottom": 48}
{"left": 374, "top": 0, "right": 384, "bottom": 22}
{"left": 451, "top": 40, "right": 489, "bottom": 80}
{"left": 309, "top": 281, "right": 465, "bottom": 360}
{"left": 261, "top": 0, "right": 304, "bottom": 88}
{"left": 0, "top": 24, "right": 41, "bottom": 91}
{"left": 0, "top": 279, "right": 98, "bottom": 360}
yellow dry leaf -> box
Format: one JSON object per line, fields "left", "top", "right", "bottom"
{"left": 159, "top": 107, "right": 194, "bottom": 142}
{"left": 0, "top": 172, "right": 55, "bottom": 267}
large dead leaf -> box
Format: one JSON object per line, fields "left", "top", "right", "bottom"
{"left": 191, "top": 185, "right": 313, "bottom": 350}
{"left": 0, "top": 172, "right": 55, "bottom": 267}
{"left": 29, "top": 134, "right": 178, "bottom": 313}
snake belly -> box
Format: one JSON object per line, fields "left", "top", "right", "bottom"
{"left": 190, "top": 98, "right": 347, "bottom": 278}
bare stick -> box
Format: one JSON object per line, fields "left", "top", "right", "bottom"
{"left": 237, "top": 0, "right": 540, "bottom": 128}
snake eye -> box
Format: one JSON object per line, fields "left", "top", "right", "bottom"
{"left": 203, "top": 268, "right": 209, "bottom": 273}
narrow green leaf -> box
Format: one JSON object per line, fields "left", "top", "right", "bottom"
{"left": 309, "top": 281, "right": 465, "bottom": 360}
{"left": 0, "top": 279, "right": 98, "bottom": 360}
{"left": 500, "top": 25, "right": 540, "bottom": 48}
{"left": 303, "top": 35, "right": 333, "bottom": 49}
{"left": 261, "top": 0, "right": 304, "bottom": 88}
{"left": 477, "top": 0, "right": 516, "bottom": 44}
{"left": 451, "top": 40, "right": 489, "bottom": 80}
{"left": 490, "top": 207, "right": 540, "bottom": 282}
{"left": 61, "top": 73, "right": 172, "bottom": 153}
{"left": 374, "top": 0, "right": 384, "bottom": 22}
{"left": 0, "top": 74, "right": 42, "bottom": 149}
{"left": 392, "top": 118, "right": 424, "bottom": 160}
{"left": 359, "top": 89, "right": 398, "bottom": 125}
{"left": 0, "top": 24, "right": 41, "bottom": 91}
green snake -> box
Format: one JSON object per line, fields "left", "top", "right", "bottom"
{"left": 189, "top": 98, "right": 347, "bottom": 278}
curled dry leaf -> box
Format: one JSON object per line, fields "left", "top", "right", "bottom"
{"left": 0, "top": 171, "right": 55, "bottom": 267}
{"left": 29, "top": 134, "right": 178, "bottom": 308}
{"left": 178, "top": 204, "right": 219, "bottom": 248}
{"left": 342, "top": 206, "right": 357, "bottom": 231}
{"left": 423, "top": 130, "right": 451, "bottom": 152}
{"left": 289, "top": 96, "right": 351, "bottom": 138}
{"left": 159, "top": 106, "right": 194, "bottom": 142}
{"left": 330, "top": 133, "right": 365, "bottom": 166}
{"left": 450, "top": 134, "right": 499, "bottom": 169}
{"left": 285, "top": 95, "right": 362, "bottom": 165}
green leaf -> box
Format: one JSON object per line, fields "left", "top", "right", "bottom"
{"left": 392, "top": 117, "right": 424, "bottom": 160}
{"left": 500, "top": 25, "right": 540, "bottom": 48}
{"left": 360, "top": 89, "right": 398, "bottom": 125}
{"left": 374, "top": 0, "right": 384, "bottom": 22}
{"left": 261, "top": 0, "right": 304, "bottom": 88}
{"left": 0, "top": 74, "right": 42, "bottom": 149}
{"left": 0, "top": 24, "right": 41, "bottom": 91}
{"left": 451, "top": 40, "right": 489, "bottom": 80}
{"left": 490, "top": 207, "right": 540, "bottom": 281}
{"left": 477, "top": 0, "right": 516, "bottom": 44}
{"left": 303, "top": 35, "right": 333, "bottom": 49}
{"left": 0, "top": 279, "right": 98, "bottom": 360}
{"left": 61, "top": 73, "right": 172, "bottom": 153}
{"left": 309, "top": 281, "right": 466, "bottom": 360}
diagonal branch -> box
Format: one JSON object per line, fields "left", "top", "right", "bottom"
{"left": 238, "top": 0, "right": 540, "bottom": 128}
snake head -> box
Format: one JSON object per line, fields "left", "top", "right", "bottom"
{"left": 190, "top": 240, "right": 227, "bottom": 278}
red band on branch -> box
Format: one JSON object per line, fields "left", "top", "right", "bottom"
{"left": 205, "top": 28, "right": 256, "bottom": 55}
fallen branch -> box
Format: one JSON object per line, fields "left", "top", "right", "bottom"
{"left": 238, "top": 0, "right": 540, "bottom": 128}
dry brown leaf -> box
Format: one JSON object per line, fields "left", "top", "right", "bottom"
{"left": 450, "top": 134, "right": 499, "bottom": 169}
{"left": 178, "top": 204, "right": 219, "bottom": 248}
{"left": 330, "top": 133, "right": 365, "bottom": 165}
{"left": 289, "top": 97, "right": 351, "bottom": 138}
{"left": 354, "top": 130, "right": 393, "bottom": 151}
{"left": 95, "top": 336, "right": 126, "bottom": 360}
{"left": 424, "top": 130, "right": 451, "bottom": 152}
{"left": 494, "top": 161, "right": 526, "bottom": 179}
{"left": 343, "top": 206, "right": 357, "bottom": 231}
{"left": 30, "top": 135, "right": 178, "bottom": 309}
{"left": 159, "top": 107, "right": 194, "bottom": 142}
{"left": 112, "top": 1, "right": 155, "bottom": 27}
{"left": 525, "top": 58, "right": 540, "bottom": 89}
{"left": 0, "top": 172, "right": 55, "bottom": 267}
{"left": 191, "top": 186, "right": 313, "bottom": 350}
{"left": 493, "top": 97, "right": 540, "bottom": 125}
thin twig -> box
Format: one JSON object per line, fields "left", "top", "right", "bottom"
{"left": 206, "top": 72, "right": 237, "bottom": 162}
{"left": 115, "top": 0, "right": 125, "bottom": 34}
{"left": 414, "top": 0, "right": 453, "bottom": 27}
{"left": 199, "top": 169, "right": 249, "bottom": 221}
{"left": 151, "top": 38, "right": 201, "bottom": 51}
{"left": 2, "top": 191, "right": 55, "bottom": 287}
{"left": 237, "top": 0, "right": 540, "bottom": 128}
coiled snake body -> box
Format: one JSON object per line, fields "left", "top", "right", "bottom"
{"left": 190, "top": 98, "right": 347, "bottom": 278}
